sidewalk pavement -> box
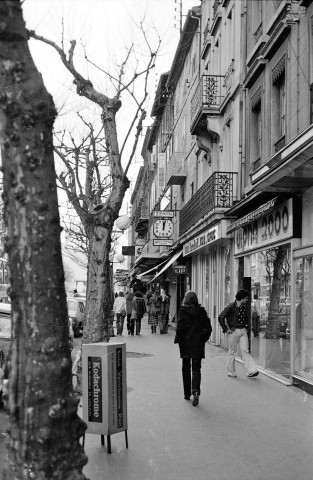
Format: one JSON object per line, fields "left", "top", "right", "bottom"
{"left": 82, "top": 319, "right": 313, "bottom": 480}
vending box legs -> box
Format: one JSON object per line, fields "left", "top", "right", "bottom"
{"left": 82, "top": 342, "right": 128, "bottom": 453}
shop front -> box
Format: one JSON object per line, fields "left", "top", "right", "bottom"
{"left": 182, "top": 220, "right": 231, "bottom": 345}
{"left": 229, "top": 196, "right": 301, "bottom": 383}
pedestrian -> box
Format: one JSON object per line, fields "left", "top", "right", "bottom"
{"left": 113, "top": 291, "right": 127, "bottom": 335}
{"left": 131, "top": 290, "right": 147, "bottom": 335}
{"left": 218, "top": 289, "right": 259, "bottom": 378}
{"left": 125, "top": 289, "right": 134, "bottom": 335}
{"left": 147, "top": 290, "right": 160, "bottom": 334}
{"left": 174, "top": 291, "right": 212, "bottom": 407}
{"left": 158, "top": 289, "right": 170, "bottom": 334}
{"left": 252, "top": 294, "right": 260, "bottom": 337}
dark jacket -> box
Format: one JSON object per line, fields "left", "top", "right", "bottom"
{"left": 133, "top": 295, "right": 147, "bottom": 318}
{"left": 218, "top": 301, "right": 250, "bottom": 333}
{"left": 174, "top": 304, "right": 212, "bottom": 359}
{"left": 126, "top": 292, "right": 134, "bottom": 315}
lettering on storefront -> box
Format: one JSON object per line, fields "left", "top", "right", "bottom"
{"left": 234, "top": 200, "right": 292, "bottom": 254}
{"left": 183, "top": 226, "right": 219, "bottom": 256}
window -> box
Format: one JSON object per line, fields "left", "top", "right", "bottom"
{"left": 250, "top": 87, "right": 262, "bottom": 170}
{"left": 272, "top": 56, "right": 286, "bottom": 152}
{"left": 240, "top": 244, "right": 291, "bottom": 378}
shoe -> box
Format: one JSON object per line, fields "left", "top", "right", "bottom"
{"left": 184, "top": 395, "right": 190, "bottom": 400}
{"left": 228, "top": 372, "right": 237, "bottom": 377}
{"left": 192, "top": 392, "right": 199, "bottom": 406}
{"left": 248, "top": 371, "right": 259, "bottom": 377}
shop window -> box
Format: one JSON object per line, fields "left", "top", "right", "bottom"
{"left": 294, "top": 256, "right": 313, "bottom": 381}
{"left": 247, "top": 243, "right": 291, "bottom": 378}
{"left": 310, "top": 83, "right": 313, "bottom": 125}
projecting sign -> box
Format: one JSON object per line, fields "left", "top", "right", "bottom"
{"left": 173, "top": 265, "right": 187, "bottom": 274}
{"left": 154, "top": 211, "right": 174, "bottom": 218}
{"left": 122, "top": 246, "right": 135, "bottom": 256}
{"left": 153, "top": 239, "right": 174, "bottom": 246}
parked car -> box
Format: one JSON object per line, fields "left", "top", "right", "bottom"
{"left": 67, "top": 296, "right": 86, "bottom": 337}
{"left": 0, "top": 302, "right": 11, "bottom": 340}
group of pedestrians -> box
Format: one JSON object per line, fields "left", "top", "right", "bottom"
{"left": 174, "top": 289, "right": 259, "bottom": 408}
{"left": 112, "top": 288, "right": 170, "bottom": 336}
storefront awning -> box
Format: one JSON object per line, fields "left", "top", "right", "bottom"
{"left": 136, "top": 258, "right": 169, "bottom": 280}
{"left": 149, "top": 250, "right": 183, "bottom": 283}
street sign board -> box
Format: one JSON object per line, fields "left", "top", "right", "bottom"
{"left": 154, "top": 211, "right": 174, "bottom": 218}
{"left": 122, "top": 246, "right": 135, "bottom": 256}
{"left": 153, "top": 239, "right": 173, "bottom": 246}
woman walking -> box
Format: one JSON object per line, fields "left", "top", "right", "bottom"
{"left": 174, "top": 291, "right": 212, "bottom": 406}
{"left": 125, "top": 289, "right": 134, "bottom": 335}
{"left": 113, "top": 291, "right": 126, "bottom": 335}
{"left": 158, "top": 289, "right": 170, "bottom": 334}
{"left": 147, "top": 290, "right": 160, "bottom": 334}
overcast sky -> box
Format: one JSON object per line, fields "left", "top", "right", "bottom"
{"left": 21, "top": 0, "right": 200, "bottom": 280}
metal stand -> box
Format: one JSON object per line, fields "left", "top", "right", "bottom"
{"left": 81, "top": 430, "right": 128, "bottom": 454}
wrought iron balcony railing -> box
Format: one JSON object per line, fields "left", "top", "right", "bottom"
{"left": 179, "top": 171, "right": 237, "bottom": 236}
{"left": 191, "top": 75, "right": 225, "bottom": 135}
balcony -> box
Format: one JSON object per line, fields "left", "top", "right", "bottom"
{"left": 132, "top": 203, "right": 150, "bottom": 234}
{"left": 190, "top": 75, "right": 225, "bottom": 135}
{"left": 179, "top": 172, "right": 237, "bottom": 236}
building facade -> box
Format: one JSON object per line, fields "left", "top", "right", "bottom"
{"left": 130, "top": 0, "right": 313, "bottom": 393}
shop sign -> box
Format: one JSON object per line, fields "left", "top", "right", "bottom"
{"left": 173, "top": 265, "right": 187, "bottom": 274}
{"left": 122, "top": 246, "right": 135, "bottom": 256}
{"left": 183, "top": 225, "right": 219, "bottom": 256}
{"left": 234, "top": 199, "right": 293, "bottom": 254}
{"left": 154, "top": 211, "right": 174, "bottom": 218}
{"left": 153, "top": 239, "right": 173, "bottom": 246}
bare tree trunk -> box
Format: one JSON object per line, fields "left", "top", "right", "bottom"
{"left": 0, "top": 1, "right": 88, "bottom": 478}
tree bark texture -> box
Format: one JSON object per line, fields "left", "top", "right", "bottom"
{"left": 0, "top": 1, "right": 88, "bottom": 478}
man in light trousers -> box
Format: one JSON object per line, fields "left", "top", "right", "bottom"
{"left": 218, "top": 289, "right": 259, "bottom": 378}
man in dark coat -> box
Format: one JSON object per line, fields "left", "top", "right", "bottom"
{"left": 174, "top": 291, "right": 212, "bottom": 406}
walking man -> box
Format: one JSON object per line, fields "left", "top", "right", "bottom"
{"left": 218, "top": 289, "right": 259, "bottom": 378}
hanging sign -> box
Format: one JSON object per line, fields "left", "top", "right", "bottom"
{"left": 153, "top": 239, "right": 173, "bottom": 246}
{"left": 122, "top": 246, "right": 135, "bottom": 256}
{"left": 173, "top": 265, "right": 187, "bottom": 274}
{"left": 154, "top": 211, "right": 174, "bottom": 218}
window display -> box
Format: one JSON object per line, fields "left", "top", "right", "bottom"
{"left": 294, "top": 256, "right": 313, "bottom": 381}
{"left": 238, "top": 243, "right": 291, "bottom": 378}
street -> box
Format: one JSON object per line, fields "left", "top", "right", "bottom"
{"left": 81, "top": 319, "right": 313, "bottom": 480}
